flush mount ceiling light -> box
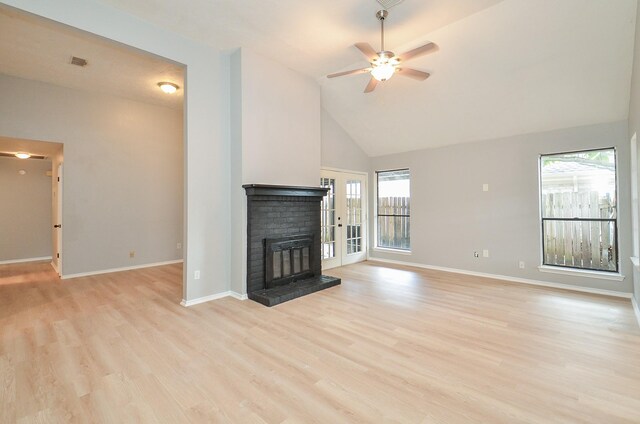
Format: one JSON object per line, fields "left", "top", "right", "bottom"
{"left": 158, "top": 82, "right": 179, "bottom": 94}
{"left": 15, "top": 152, "right": 31, "bottom": 159}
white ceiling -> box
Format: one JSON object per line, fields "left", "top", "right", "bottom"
{"left": 1, "top": 0, "right": 637, "bottom": 155}
{"left": 95, "top": 0, "right": 505, "bottom": 79}
{"left": 94, "top": 0, "right": 639, "bottom": 156}
{"left": 0, "top": 6, "right": 184, "bottom": 110}
{"left": 322, "top": 0, "right": 638, "bottom": 155}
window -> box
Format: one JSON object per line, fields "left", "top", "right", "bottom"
{"left": 540, "top": 148, "right": 618, "bottom": 272}
{"left": 377, "top": 169, "right": 410, "bottom": 250}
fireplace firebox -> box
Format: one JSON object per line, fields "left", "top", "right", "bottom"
{"left": 265, "top": 234, "right": 314, "bottom": 288}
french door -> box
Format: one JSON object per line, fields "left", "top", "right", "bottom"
{"left": 320, "top": 170, "right": 367, "bottom": 270}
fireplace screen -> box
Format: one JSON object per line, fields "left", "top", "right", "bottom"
{"left": 265, "top": 234, "right": 314, "bottom": 288}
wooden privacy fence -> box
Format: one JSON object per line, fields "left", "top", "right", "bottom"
{"left": 541, "top": 191, "right": 617, "bottom": 271}
{"left": 378, "top": 197, "right": 410, "bottom": 250}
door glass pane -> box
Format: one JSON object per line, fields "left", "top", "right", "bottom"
{"left": 320, "top": 177, "right": 336, "bottom": 259}
{"left": 346, "top": 180, "right": 363, "bottom": 255}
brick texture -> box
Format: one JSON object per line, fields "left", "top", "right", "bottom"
{"left": 246, "top": 194, "right": 323, "bottom": 295}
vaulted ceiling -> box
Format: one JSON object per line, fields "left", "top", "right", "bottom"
{"left": 2, "top": 0, "right": 637, "bottom": 156}
{"left": 96, "top": 0, "right": 639, "bottom": 156}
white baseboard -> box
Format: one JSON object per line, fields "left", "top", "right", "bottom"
{"left": 0, "top": 256, "right": 52, "bottom": 265}
{"left": 50, "top": 260, "right": 59, "bottom": 275}
{"left": 367, "top": 257, "right": 633, "bottom": 299}
{"left": 181, "top": 291, "right": 231, "bottom": 306}
{"left": 61, "top": 259, "right": 183, "bottom": 280}
{"left": 632, "top": 297, "right": 640, "bottom": 328}
{"left": 230, "top": 291, "right": 248, "bottom": 300}
{"left": 181, "top": 290, "right": 248, "bottom": 307}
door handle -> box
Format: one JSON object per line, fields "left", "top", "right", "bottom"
{"left": 338, "top": 224, "right": 342, "bottom": 227}
{"left": 54, "top": 224, "right": 61, "bottom": 228}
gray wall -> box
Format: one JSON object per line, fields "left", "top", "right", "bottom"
{"left": 6, "top": 0, "right": 230, "bottom": 303}
{"left": 369, "top": 121, "right": 633, "bottom": 294}
{"left": 0, "top": 74, "right": 183, "bottom": 276}
{"left": 629, "top": 0, "right": 640, "bottom": 304}
{"left": 0, "top": 157, "right": 52, "bottom": 261}
{"left": 321, "top": 108, "right": 370, "bottom": 173}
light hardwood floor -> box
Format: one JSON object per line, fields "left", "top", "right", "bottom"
{"left": 1, "top": 260, "right": 640, "bottom": 423}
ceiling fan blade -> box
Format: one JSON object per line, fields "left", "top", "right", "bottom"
{"left": 397, "top": 42, "right": 438, "bottom": 62}
{"left": 327, "top": 67, "right": 372, "bottom": 78}
{"left": 364, "top": 77, "right": 378, "bottom": 93}
{"left": 355, "top": 42, "right": 378, "bottom": 60}
{"left": 397, "top": 68, "right": 430, "bottom": 81}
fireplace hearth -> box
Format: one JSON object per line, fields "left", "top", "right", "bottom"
{"left": 244, "top": 184, "right": 341, "bottom": 307}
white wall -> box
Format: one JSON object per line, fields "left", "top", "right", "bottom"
{"left": 0, "top": 75, "right": 183, "bottom": 275}
{"left": 238, "top": 48, "right": 321, "bottom": 186}
{"left": 369, "top": 121, "right": 634, "bottom": 294}
{"left": 321, "top": 108, "right": 370, "bottom": 173}
{"left": 229, "top": 48, "right": 322, "bottom": 294}
{"left": 628, "top": 0, "right": 640, "bottom": 305}
{"left": 1, "top": 0, "right": 229, "bottom": 302}
{"left": 0, "top": 157, "right": 52, "bottom": 261}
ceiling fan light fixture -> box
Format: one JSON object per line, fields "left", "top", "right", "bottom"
{"left": 325, "top": 7, "right": 438, "bottom": 92}
{"left": 158, "top": 82, "right": 179, "bottom": 94}
{"left": 15, "top": 152, "right": 31, "bottom": 159}
{"left": 371, "top": 63, "right": 396, "bottom": 81}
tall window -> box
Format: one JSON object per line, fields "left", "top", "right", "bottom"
{"left": 540, "top": 148, "right": 618, "bottom": 272}
{"left": 377, "top": 169, "right": 410, "bottom": 250}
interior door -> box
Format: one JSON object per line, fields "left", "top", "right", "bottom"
{"left": 54, "top": 163, "right": 62, "bottom": 276}
{"left": 320, "top": 170, "right": 367, "bottom": 269}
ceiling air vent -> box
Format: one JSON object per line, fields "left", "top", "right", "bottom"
{"left": 70, "top": 56, "right": 88, "bottom": 67}
{"left": 376, "top": 0, "right": 404, "bottom": 10}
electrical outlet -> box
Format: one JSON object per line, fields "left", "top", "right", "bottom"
{"left": 194, "top": 270, "right": 200, "bottom": 280}
{"left": 129, "top": 251, "right": 135, "bottom": 258}
{"left": 482, "top": 183, "right": 489, "bottom": 192}
{"left": 519, "top": 261, "right": 525, "bottom": 269}
{"left": 474, "top": 251, "right": 479, "bottom": 258}
{"left": 483, "top": 249, "right": 489, "bottom": 258}
{"left": 177, "top": 242, "right": 182, "bottom": 249}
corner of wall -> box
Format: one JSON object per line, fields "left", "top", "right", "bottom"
{"left": 320, "top": 107, "right": 371, "bottom": 173}
{"left": 230, "top": 49, "right": 246, "bottom": 295}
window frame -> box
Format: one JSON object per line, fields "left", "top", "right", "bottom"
{"left": 375, "top": 168, "right": 411, "bottom": 252}
{"left": 538, "top": 147, "right": 620, "bottom": 274}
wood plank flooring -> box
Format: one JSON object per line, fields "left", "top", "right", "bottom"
{"left": 1, "top": 260, "right": 639, "bottom": 423}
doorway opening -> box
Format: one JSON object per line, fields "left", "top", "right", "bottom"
{"left": 320, "top": 169, "right": 368, "bottom": 269}
{"left": 0, "top": 136, "right": 63, "bottom": 275}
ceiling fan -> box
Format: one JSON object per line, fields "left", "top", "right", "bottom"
{"left": 327, "top": 9, "right": 438, "bottom": 93}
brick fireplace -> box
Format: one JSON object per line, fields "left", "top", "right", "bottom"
{"left": 244, "top": 184, "right": 341, "bottom": 306}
